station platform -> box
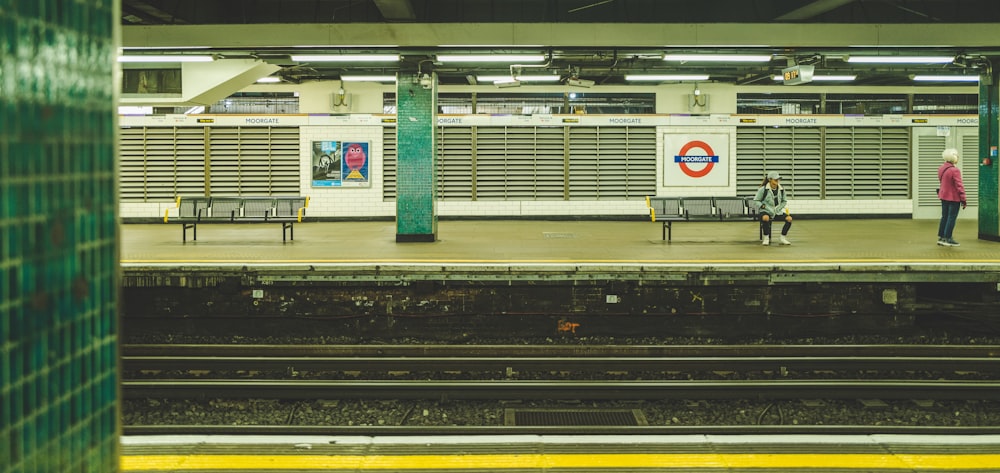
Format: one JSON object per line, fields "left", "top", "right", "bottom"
{"left": 122, "top": 218, "right": 1000, "bottom": 267}
{"left": 118, "top": 218, "right": 1000, "bottom": 339}
{"left": 121, "top": 434, "right": 1000, "bottom": 472}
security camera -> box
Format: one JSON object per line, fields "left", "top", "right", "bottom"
{"left": 566, "top": 78, "right": 595, "bottom": 88}
{"left": 419, "top": 74, "right": 433, "bottom": 89}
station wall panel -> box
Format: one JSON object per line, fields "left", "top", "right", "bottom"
{"left": 1, "top": 2, "right": 120, "bottom": 473}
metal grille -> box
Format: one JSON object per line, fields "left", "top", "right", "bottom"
{"left": 504, "top": 409, "right": 648, "bottom": 426}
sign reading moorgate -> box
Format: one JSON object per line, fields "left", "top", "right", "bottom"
{"left": 662, "top": 133, "right": 730, "bottom": 187}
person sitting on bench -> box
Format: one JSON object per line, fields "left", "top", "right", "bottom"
{"left": 753, "top": 171, "right": 792, "bottom": 246}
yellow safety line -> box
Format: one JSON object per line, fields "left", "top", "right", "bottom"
{"left": 120, "top": 258, "right": 1000, "bottom": 264}
{"left": 121, "top": 453, "right": 1000, "bottom": 471}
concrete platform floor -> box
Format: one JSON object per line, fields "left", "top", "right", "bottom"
{"left": 121, "top": 218, "right": 1000, "bottom": 265}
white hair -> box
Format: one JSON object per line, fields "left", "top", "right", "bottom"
{"left": 942, "top": 148, "right": 960, "bottom": 163}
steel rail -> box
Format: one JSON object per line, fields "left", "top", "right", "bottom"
{"left": 122, "top": 379, "right": 1000, "bottom": 400}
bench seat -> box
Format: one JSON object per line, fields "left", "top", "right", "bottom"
{"left": 646, "top": 196, "right": 759, "bottom": 241}
{"left": 164, "top": 196, "right": 309, "bottom": 242}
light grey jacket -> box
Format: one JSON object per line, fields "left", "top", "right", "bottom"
{"left": 753, "top": 184, "right": 788, "bottom": 218}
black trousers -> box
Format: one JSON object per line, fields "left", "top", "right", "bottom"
{"left": 760, "top": 214, "right": 792, "bottom": 236}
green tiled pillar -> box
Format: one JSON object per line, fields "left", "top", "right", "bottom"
{"left": 1, "top": 1, "right": 120, "bottom": 472}
{"left": 979, "top": 73, "right": 1000, "bottom": 241}
{"left": 395, "top": 72, "right": 438, "bottom": 242}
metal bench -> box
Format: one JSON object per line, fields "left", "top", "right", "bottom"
{"left": 646, "top": 196, "right": 759, "bottom": 241}
{"left": 164, "top": 196, "right": 309, "bottom": 242}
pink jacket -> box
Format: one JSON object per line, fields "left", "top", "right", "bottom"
{"left": 938, "top": 162, "right": 966, "bottom": 203}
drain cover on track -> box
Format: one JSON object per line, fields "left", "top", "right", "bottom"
{"left": 504, "top": 408, "right": 648, "bottom": 426}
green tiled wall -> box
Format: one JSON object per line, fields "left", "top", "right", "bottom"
{"left": 980, "top": 80, "right": 999, "bottom": 239}
{"left": 395, "top": 73, "right": 438, "bottom": 242}
{"left": 1, "top": 1, "right": 120, "bottom": 472}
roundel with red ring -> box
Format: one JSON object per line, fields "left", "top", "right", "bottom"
{"left": 674, "top": 140, "right": 719, "bottom": 178}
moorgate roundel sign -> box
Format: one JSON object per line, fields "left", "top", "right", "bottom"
{"left": 674, "top": 140, "right": 718, "bottom": 178}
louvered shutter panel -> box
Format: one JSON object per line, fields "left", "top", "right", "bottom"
{"left": 437, "top": 126, "right": 473, "bottom": 200}
{"left": 568, "top": 127, "right": 599, "bottom": 199}
{"left": 916, "top": 134, "right": 947, "bottom": 207}
{"left": 475, "top": 127, "right": 507, "bottom": 200}
{"left": 382, "top": 126, "right": 397, "bottom": 200}
{"left": 959, "top": 131, "right": 979, "bottom": 206}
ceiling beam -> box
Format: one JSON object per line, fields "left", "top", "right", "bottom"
{"left": 122, "top": 22, "right": 1000, "bottom": 50}
{"left": 774, "top": 0, "right": 856, "bottom": 21}
{"left": 372, "top": 0, "right": 416, "bottom": 20}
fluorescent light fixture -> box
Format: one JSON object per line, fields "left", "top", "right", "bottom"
{"left": 663, "top": 54, "right": 771, "bottom": 62}
{"left": 117, "top": 106, "right": 153, "bottom": 115}
{"left": 846, "top": 55, "right": 953, "bottom": 64}
{"left": 436, "top": 54, "right": 545, "bottom": 63}
{"left": 477, "top": 75, "right": 561, "bottom": 82}
{"left": 118, "top": 55, "right": 214, "bottom": 63}
{"left": 625, "top": 74, "right": 710, "bottom": 81}
{"left": 494, "top": 79, "right": 521, "bottom": 88}
{"left": 772, "top": 75, "right": 857, "bottom": 81}
{"left": 290, "top": 54, "right": 399, "bottom": 62}
{"left": 256, "top": 77, "right": 281, "bottom": 83}
{"left": 912, "top": 75, "right": 980, "bottom": 82}
{"left": 340, "top": 75, "right": 397, "bottom": 82}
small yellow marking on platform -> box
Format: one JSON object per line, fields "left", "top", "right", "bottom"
{"left": 122, "top": 453, "right": 1000, "bottom": 471}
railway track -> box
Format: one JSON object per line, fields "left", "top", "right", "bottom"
{"left": 123, "top": 344, "right": 1000, "bottom": 401}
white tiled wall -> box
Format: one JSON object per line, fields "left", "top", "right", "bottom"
{"left": 299, "top": 126, "right": 395, "bottom": 217}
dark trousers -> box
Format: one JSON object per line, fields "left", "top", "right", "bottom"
{"left": 760, "top": 214, "right": 792, "bottom": 237}
{"left": 938, "top": 200, "right": 961, "bottom": 239}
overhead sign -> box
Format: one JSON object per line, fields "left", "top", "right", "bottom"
{"left": 782, "top": 65, "right": 814, "bottom": 85}
{"left": 663, "top": 134, "right": 730, "bottom": 187}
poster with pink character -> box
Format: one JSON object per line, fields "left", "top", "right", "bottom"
{"left": 340, "top": 142, "right": 370, "bottom": 187}
{"left": 310, "top": 141, "right": 369, "bottom": 188}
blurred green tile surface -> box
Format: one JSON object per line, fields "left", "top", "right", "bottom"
{"left": 1, "top": 1, "right": 119, "bottom": 472}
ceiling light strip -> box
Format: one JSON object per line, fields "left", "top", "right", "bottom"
{"left": 912, "top": 75, "right": 979, "bottom": 82}
{"left": 340, "top": 75, "right": 397, "bottom": 82}
{"left": 290, "top": 54, "right": 400, "bottom": 62}
{"left": 476, "top": 75, "right": 561, "bottom": 82}
{"left": 663, "top": 54, "right": 771, "bottom": 62}
{"left": 118, "top": 55, "right": 214, "bottom": 63}
{"left": 625, "top": 74, "right": 710, "bottom": 81}
{"left": 846, "top": 56, "right": 953, "bottom": 64}
{"left": 437, "top": 54, "right": 546, "bottom": 63}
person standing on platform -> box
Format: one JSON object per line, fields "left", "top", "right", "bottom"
{"left": 754, "top": 171, "right": 792, "bottom": 246}
{"left": 937, "top": 148, "right": 967, "bottom": 247}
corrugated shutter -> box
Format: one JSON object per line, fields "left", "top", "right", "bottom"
{"left": 826, "top": 127, "right": 909, "bottom": 199}
{"left": 959, "top": 131, "right": 979, "bottom": 206}
{"left": 207, "top": 127, "right": 300, "bottom": 196}
{"left": 736, "top": 127, "right": 804, "bottom": 199}
{"left": 916, "top": 134, "right": 947, "bottom": 207}
{"left": 568, "top": 126, "right": 655, "bottom": 200}
{"left": 437, "top": 127, "right": 474, "bottom": 200}
{"left": 118, "top": 126, "right": 205, "bottom": 201}
{"left": 381, "top": 125, "right": 664, "bottom": 201}
{"left": 382, "top": 126, "right": 397, "bottom": 200}
{"left": 475, "top": 126, "right": 508, "bottom": 199}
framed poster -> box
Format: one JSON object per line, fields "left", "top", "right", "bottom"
{"left": 311, "top": 140, "right": 342, "bottom": 187}
{"left": 310, "top": 140, "right": 370, "bottom": 188}
{"left": 341, "top": 142, "right": 370, "bottom": 186}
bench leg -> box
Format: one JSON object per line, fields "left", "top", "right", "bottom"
{"left": 282, "top": 222, "right": 293, "bottom": 242}
{"left": 182, "top": 222, "right": 196, "bottom": 242}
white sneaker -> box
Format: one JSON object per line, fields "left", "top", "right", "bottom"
{"left": 761, "top": 236, "right": 770, "bottom": 246}
{"left": 779, "top": 235, "right": 791, "bottom": 245}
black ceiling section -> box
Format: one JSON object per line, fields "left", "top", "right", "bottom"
{"left": 120, "top": 0, "right": 1000, "bottom": 24}
{"left": 119, "top": 1, "right": 1000, "bottom": 87}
